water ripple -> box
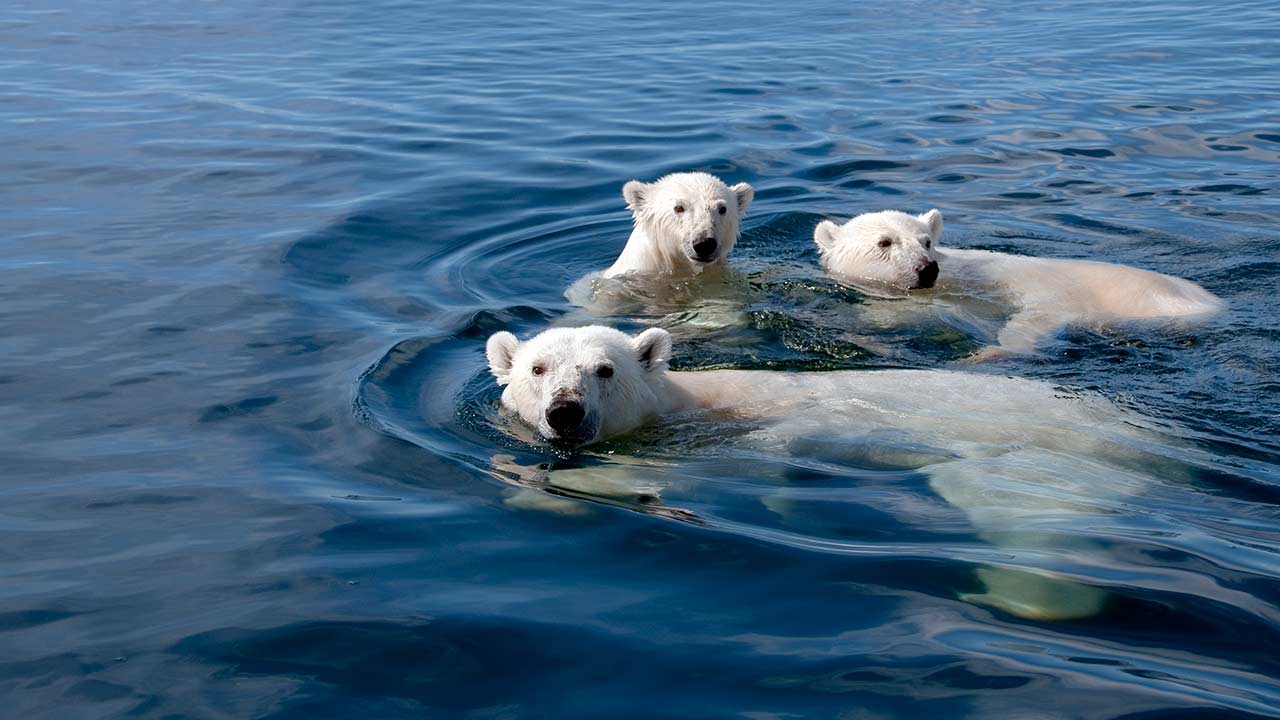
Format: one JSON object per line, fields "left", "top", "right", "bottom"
{"left": 3, "top": 0, "right": 1280, "bottom": 717}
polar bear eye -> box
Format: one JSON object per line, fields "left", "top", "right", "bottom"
{"left": 674, "top": 205, "right": 685, "bottom": 214}
{"left": 531, "top": 364, "right": 546, "bottom": 377}
{"left": 925, "top": 239, "right": 932, "bottom": 248}
{"left": 717, "top": 205, "right": 727, "bottom": 215}
{"left": 878, "top": 237, "right": 893, "bottom": 249}
{"left": 595, "top": 365, "right": 614, "bottom": 379}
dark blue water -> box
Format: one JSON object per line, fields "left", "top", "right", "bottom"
{"left": 4, "top": 1, "right": 1280, "bottom": 717}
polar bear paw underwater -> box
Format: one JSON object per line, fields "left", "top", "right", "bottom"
{"left": 814, "top": 209, "right": 1224, "bottom": 359}
{"left": 485, "top": 324, "right": 1178, "bottom": 620}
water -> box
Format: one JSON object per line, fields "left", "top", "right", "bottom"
{"left": 3, "top": 0, "right": 1279, "bottom": 717}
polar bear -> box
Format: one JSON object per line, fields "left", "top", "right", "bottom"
{"left": 603, "top": 172, "right": 754, "bottom": 278}
{"left": 485, "top": 324, "right": 1170, "bottom": 620}
{"left": 564, "top": 172, "right": 756, "bottom": 331}
{"left": 814, "top": 210, "right": 1225, "bottom": 358}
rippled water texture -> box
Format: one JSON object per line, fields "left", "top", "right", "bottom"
{"left": 3, "top": 1, "right": 1280, "bottom": 718}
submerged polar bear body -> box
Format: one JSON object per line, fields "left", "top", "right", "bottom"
{"left": 941, "top": 248, "right": 1224, "bottom": 355}
{"left": 815, "top": 210, "right": 1224, "bottom": 357}
{"left": 487, "top": 325, "right": 1160, "bottom": 619}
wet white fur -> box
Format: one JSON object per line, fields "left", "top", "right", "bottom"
{"left": 816, "top": 210, "right": 1225, "bottom": 357}
{"left": 487, "top": 326, "right": 681, "bottom": 443}
{"left": 603, "top": 172, "right": 753, "bottom": 278}
{"left": 489, "top": 325, "right": 1129, "bottom": 450}
{"left": 487, "top": 325, "right": 1160, "bottom": 619}
{"left": 815, "top": 209, "right": 944, "bottom": 290}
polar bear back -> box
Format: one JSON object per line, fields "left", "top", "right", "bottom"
{"left": 667, "top": 368, "right": 1130, "bottom": 453}
{"left": 942, "top": 248, "right": 1224, "bottom": 322}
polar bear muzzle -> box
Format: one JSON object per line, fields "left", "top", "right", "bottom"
{"left": 691, "top": 236, "right": 718, "bottom": 262}
{"left": 913, "top": 260, "right": 940, "bottom": 289}
{"left": 545, "top": 398, "right": 588, "bottom": 442}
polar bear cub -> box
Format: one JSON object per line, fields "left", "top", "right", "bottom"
{"left": 603, "top": 172, "right": 754, "bottom": 278}
{"left": 814, "top": 210, "right": 1225, "bottom": 357}
{"left": 485, "top": 324, "right": 1164, "bottom": 619}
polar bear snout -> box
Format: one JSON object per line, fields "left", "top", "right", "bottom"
{"left": 545, "top": 398, "right": 587, "bottom": 439}
{"left": 541, "top": 382, "right": 598, "bottom": 444}
{"left": 692, "top": 237, "right": 719, "bottom": 262}
{"left": 913, "top": 260, "right": 940, "bottom": 289}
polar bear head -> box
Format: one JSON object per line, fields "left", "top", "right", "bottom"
{"left": 622, "top": 172, "right": 754, "bottom": 271}
{"left": 486, "top": 325, "right": 674, "bottom": 446}
{"left": 814, "top": 209, "right": 943, "bottom": 290}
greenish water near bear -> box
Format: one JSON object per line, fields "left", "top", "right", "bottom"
{"left": 3, "top": 1, "right": 1279, "bottom": 718}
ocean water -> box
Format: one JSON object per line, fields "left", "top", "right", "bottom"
{"left": 3, "top": 1, "right": 1280, "bottom": 718}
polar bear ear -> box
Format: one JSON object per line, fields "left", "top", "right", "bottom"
{"left": 814, "top": 219, "right": 840, "bottom": 251}
{"left": 632, "top": 328, "right": 672, "bottom": 373}
{"left": 486, "top": 331, "right": 520, "bottom": 385}
{"left": 622, "top": 180, "right": 649, "bottom": 212}
{"left": 731, "top": 182, "right": 754, "bottom": 214}
{"left": 919, "top": 209, "right": 944, "bottom": 241}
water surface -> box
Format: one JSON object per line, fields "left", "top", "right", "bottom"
{"left": 3, "top": 1, "right": 1279, "bottom": 718}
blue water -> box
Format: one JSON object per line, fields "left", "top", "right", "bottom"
{"left": 3, "top": 1, "right": 1280, "bottom": 717}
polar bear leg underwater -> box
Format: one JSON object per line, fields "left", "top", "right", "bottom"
{"left": 814, "top": 209, "right": 1224, "bottom": 358}
{"left": 486, "top": 324, "right": 1164, "bottom": 619}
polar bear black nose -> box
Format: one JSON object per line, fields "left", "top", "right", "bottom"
{"left": 915, "top": 260, "right": 939, "bottom": 289}
{"left": 692, "top": 237, "right": 718, "bottom": 261}
{"left": 546, "top": 399, "right": 586, "bottom": 435}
